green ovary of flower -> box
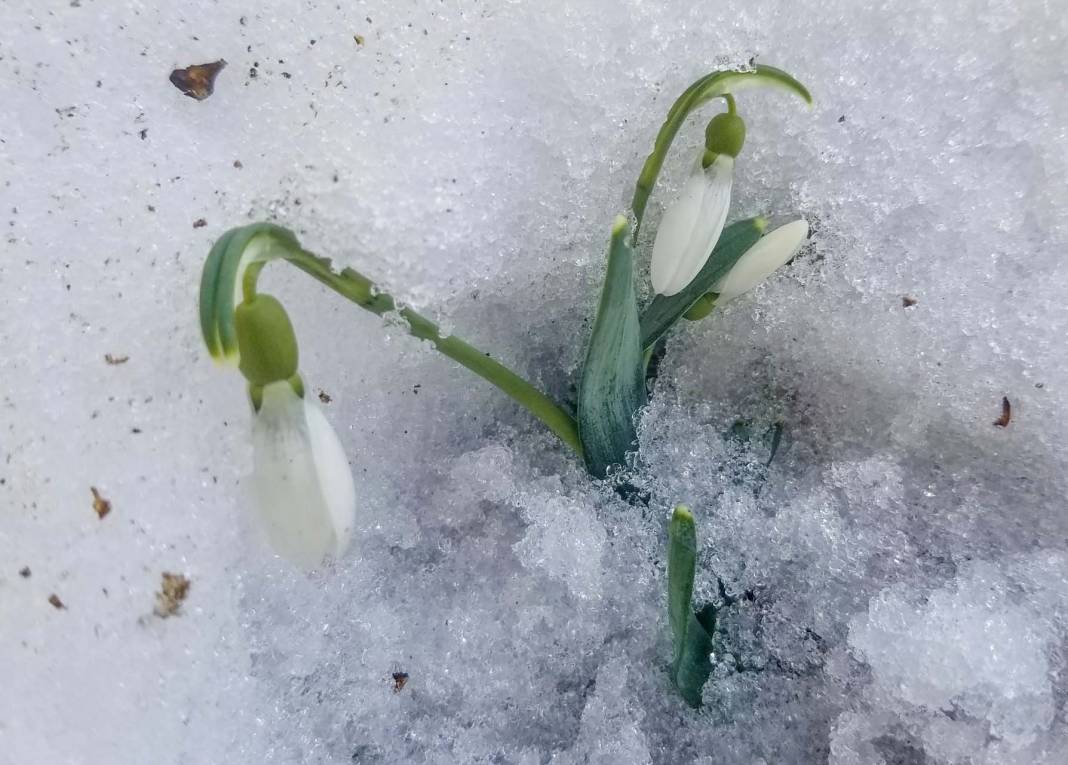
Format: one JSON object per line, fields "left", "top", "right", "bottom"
{"left": 704, "top": 112, "right": 746, "bottom": 158}
{"left": 234, "top": 294, "right": 300, "bottom": 387}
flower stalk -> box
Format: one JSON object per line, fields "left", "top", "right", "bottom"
{"left": 200, "top": 225, "right": 583, "bottom": 457}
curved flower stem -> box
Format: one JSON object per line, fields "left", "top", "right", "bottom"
{"left": 630, "top": 64, "right": 811, "bottom": 233}
{"left": 264, "top": 245, "right": 583, "bottom": 457}
{"left": 242, "top": 260, "right": 266, "bottom": 301}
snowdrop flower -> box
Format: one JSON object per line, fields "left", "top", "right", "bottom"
{"left": 651, "top": 111, "right": 746, "bottom": 296}
{"left": 712, "top": 218, "right": 810, "bottom": 303}
{"left": 249, "top": 380, "right": 356, "bottom": 567}
{"left": 235, "top": 294, "right": 356, "bottom": 567}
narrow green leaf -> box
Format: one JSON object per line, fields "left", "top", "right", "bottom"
{"left": 578, "top": 215, "right": 647, "bottom": 478}
{"left": 632, "top": 64, "right": 811, "bottom": 230}
{"left": 668, "top": 505, "right": 715, "bottom": 708}
{"left": 668, "top": 506, "right": 697, "bottom": 649}
{"left": 639, "top": 217, "right": 765, "bottom": 351}
{"left": 198, "top": 227, "right": 237, "bottom": 358}
{"left": 675, "top": 612, "right": 715, "bottom": 708}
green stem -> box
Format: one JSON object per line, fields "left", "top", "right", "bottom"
{"left": 242, "top": 261, "right": 265, "bottom": 301}
{"left": 272, "top": 247, "right": 583, "bottom": 457}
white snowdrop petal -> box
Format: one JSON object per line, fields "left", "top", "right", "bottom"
{"left": 304, "top": 399, "right": 357, "bottom": 556}
{"left": 651, "top": 167, "right": 709, "bottom": 295}
{"left": 713, "top": 218, "right": 809, "bottom": 303}
{"left": 652, "top": 156, "right": 734, "bottom": 296}
{"left": 249, "top": 382, "right": 356, "bottom": 567}
{"left": 668, "top": 158, "right": 733, "bottom": 296}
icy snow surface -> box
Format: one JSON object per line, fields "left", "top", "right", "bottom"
{"left": 3, "top": 1, "right": 1068, "bottom": 763}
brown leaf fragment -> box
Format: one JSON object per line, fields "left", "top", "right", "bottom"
{"left": 90, "top": 486, "right": 111, "bottom": 519}
{"left": 104, "top": 353, "right": 129, "bottom": 365}
{"left": 48, "top": 593, "right": 66, "bottom": 610}
{"left": 318, "top": 390, "right": 332, "bottom": 404}
{"left": 169, "top": 60, "right": 226, "bottom": 101}
{"left": 391, "top": 672, "right": 409, "bottom": 692}
{"left": 994, "top": 396, "right": 1011, "bottom": 428}
{"left": 154, "top": 572, "right": 191, "bottom": 618}
{"left": 354, "top": 34, "right": 366, "bottom": 46}
{"left": 902, "top": 296, "right": 918, "bottom": 308}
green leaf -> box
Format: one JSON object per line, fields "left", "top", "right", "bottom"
{"left": 198, "top": 227, "right": 237, "bottom": 359}
{"left": 578, "top": 215, "right": 647, "bottom": 478}
{"left": 675, "top": 612, "right": 715, "bottom": 708}
{"left": 639, "top": 217, "right": 766, "bottom": 352}
{"left": 668, "top": 506, "right": 698, "bottom": 647}
{"left": 632, "top": 64, "right": 812, "bottom": 231}
{"left": 668, "top": 505, "right": 715, "bottom": 708}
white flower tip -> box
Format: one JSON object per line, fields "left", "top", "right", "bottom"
{"left": 712, "top": 218, "right": 809, "bottom": 303}
{"left": 249, "top": 382, "right": 357, "bottom": 569}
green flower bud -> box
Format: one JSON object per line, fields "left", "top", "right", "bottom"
{"left": 234, "top": 294, "right": 299, "bottom": 386}
{"left": 704, "top": 113, "right": 746, "bottom": 158}
{"left": 682, "top": 293, "right": 717, "bottom": 321}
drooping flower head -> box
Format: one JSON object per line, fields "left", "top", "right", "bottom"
{"left": 233, "top": 293, "right": 357, "bottom": 568}
{"left": 651, "top": 110, "right": 747, "bottom": 297}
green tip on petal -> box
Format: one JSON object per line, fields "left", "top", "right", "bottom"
{"left": 754, "top": 216, "right": 769, "bottom": 233}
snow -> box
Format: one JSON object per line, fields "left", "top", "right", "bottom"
{"left": 2, "top": 0, "right": 1068, "bottom": 763}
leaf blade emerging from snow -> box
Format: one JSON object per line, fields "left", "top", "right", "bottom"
{"left": 578, "top": 216, "right": 647, "bottom": 478}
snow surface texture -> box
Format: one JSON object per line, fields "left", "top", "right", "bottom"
{"left": 2, "top": 1, "right": 1068, "bottom": 763}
